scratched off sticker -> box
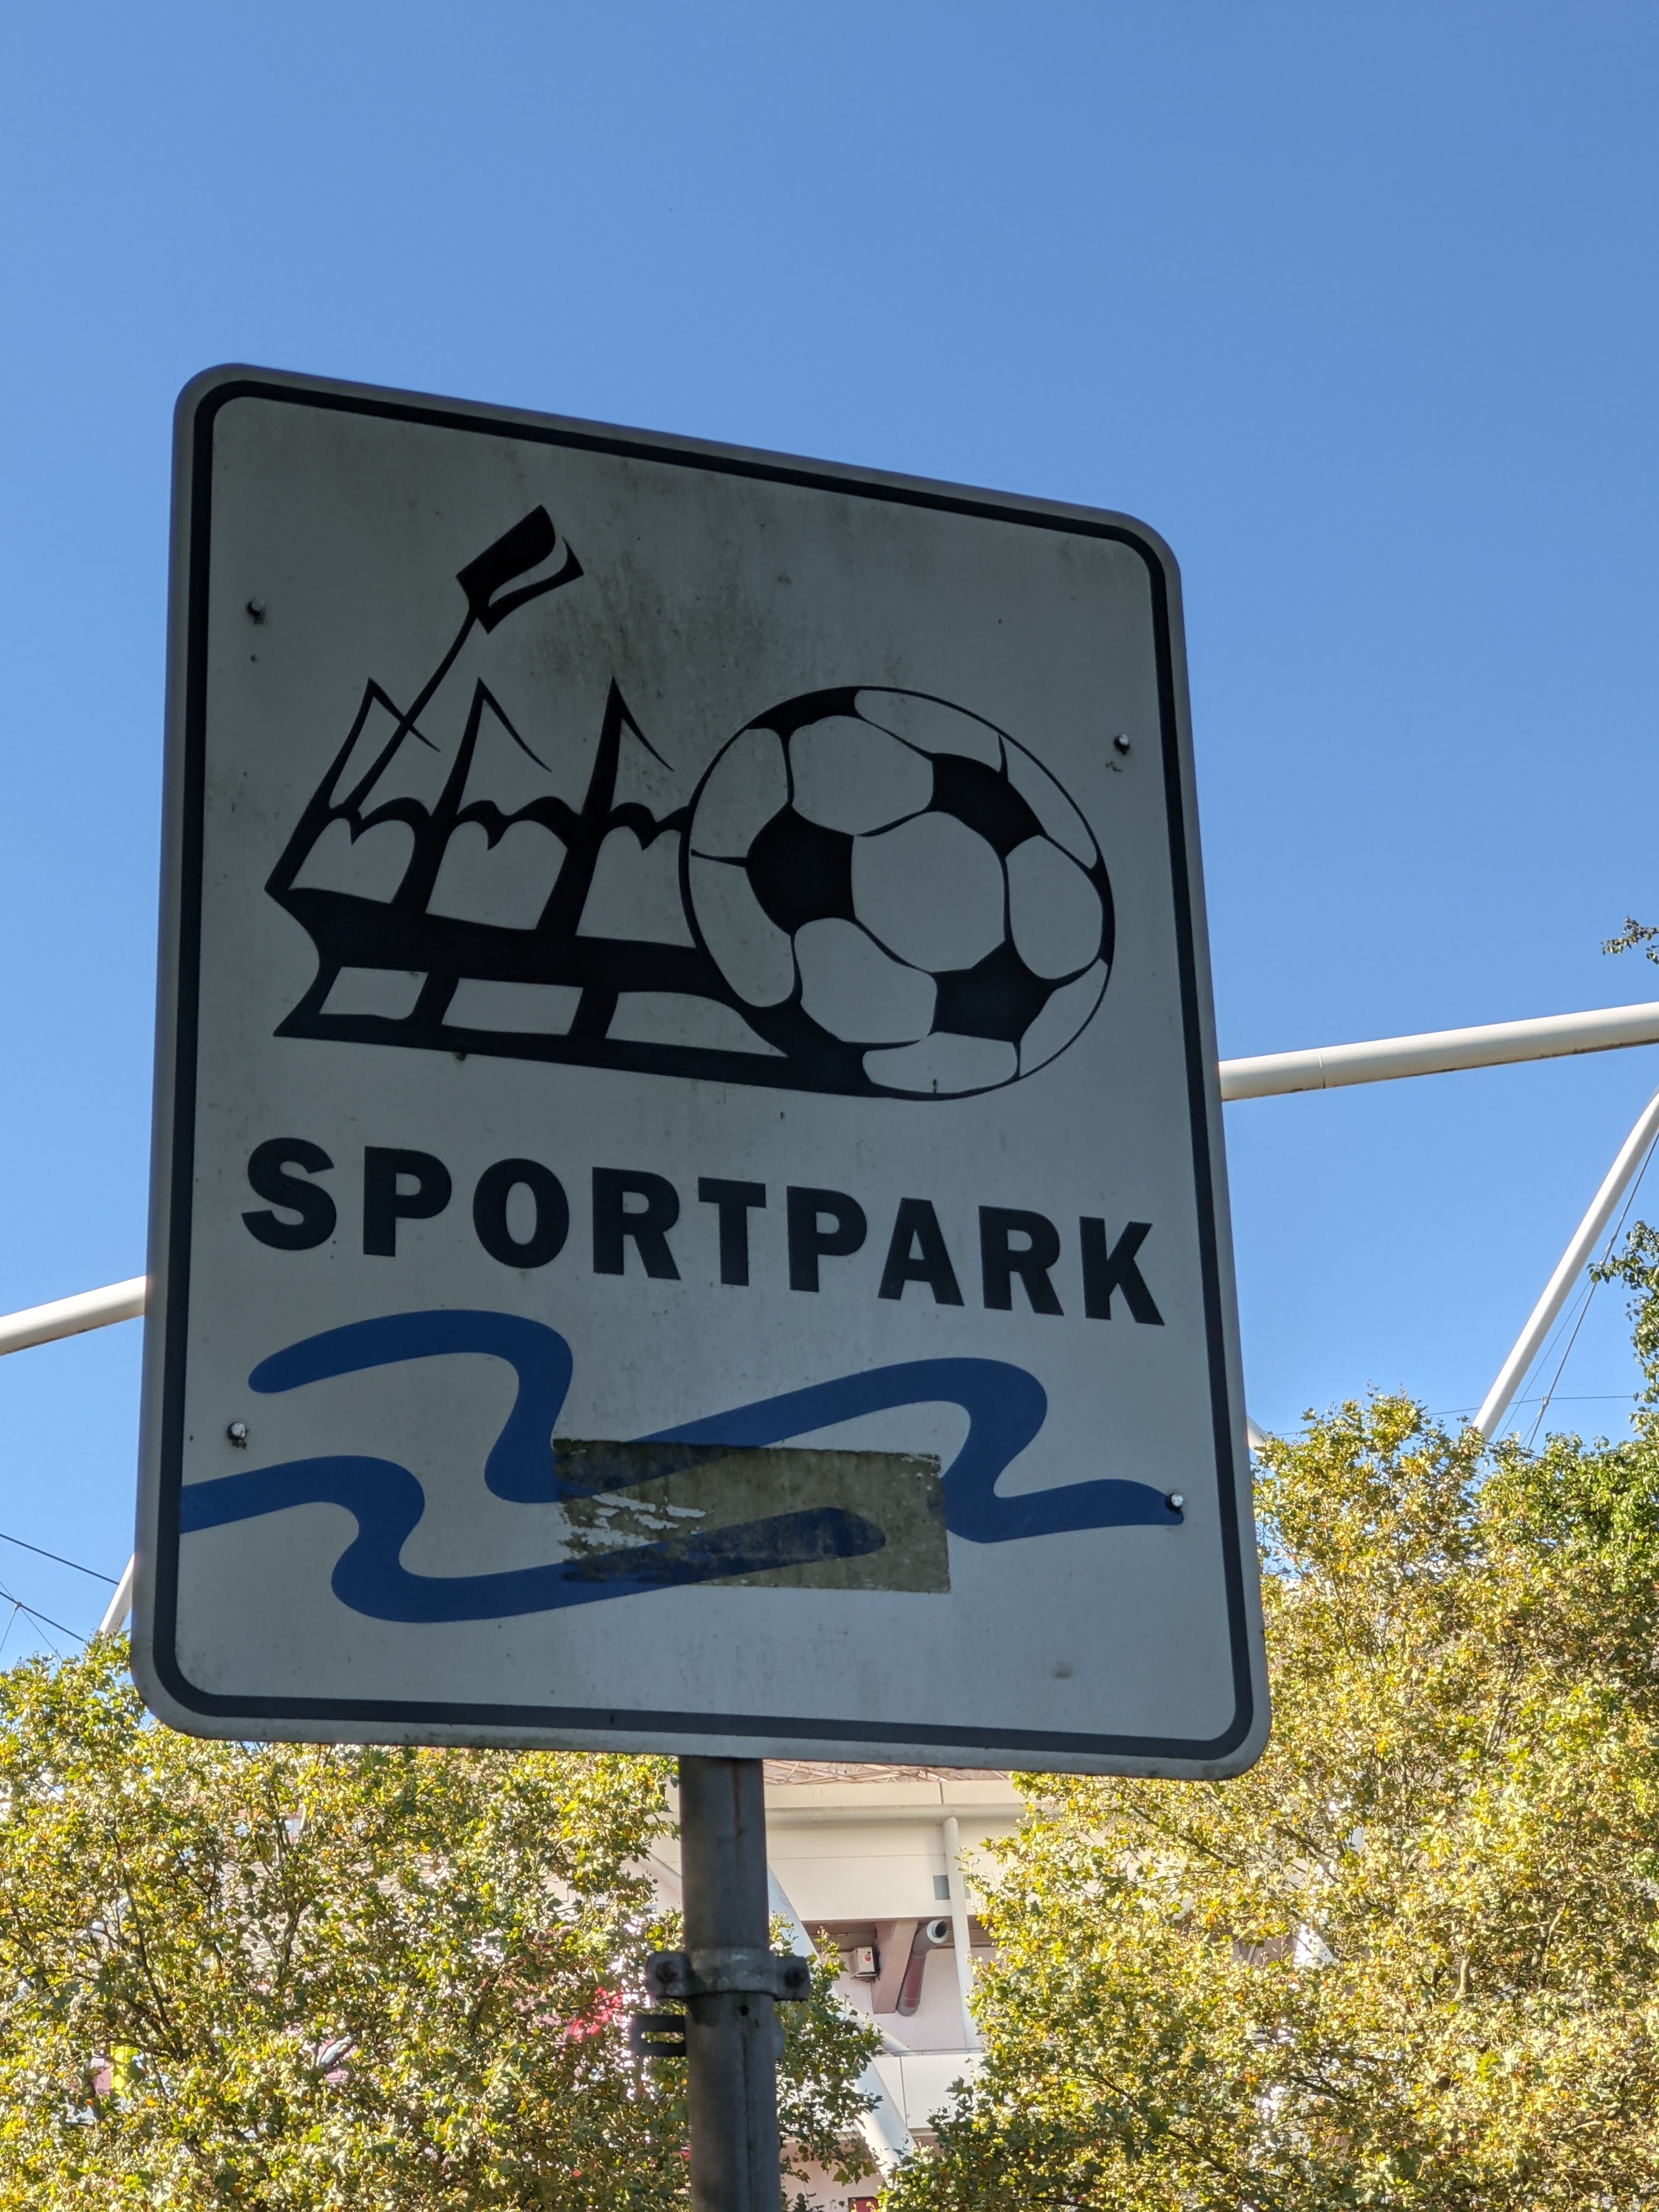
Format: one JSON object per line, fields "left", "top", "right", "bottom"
{"left": 555, "top": 1441, "right": 948, "bottom": 1592}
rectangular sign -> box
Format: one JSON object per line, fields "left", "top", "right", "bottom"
{"left": 132, "top": 365, "right": 1267, "bottom": 1774}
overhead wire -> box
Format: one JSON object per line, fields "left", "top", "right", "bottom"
{"left": 1429, "top": 1394, "right": 1635, "bottom": 1421}
{"left": 1521, "top": 1278, "right": 1599, "bottom": 1449}
{"left": 0, "top": 1529, "right": 117, "bottom": 1583}
{"left": 0, "top": 1533, "right": 121, "bottom": 1660}
{"left": 1521, "top": 1131, "right": 1658, "bottom": 1449}
{"left": 1505, "top": 1237, "right": 1618, "bottom": 1439}
{"left": 0, "top": 1576, "right": 86, "bottom": 1650}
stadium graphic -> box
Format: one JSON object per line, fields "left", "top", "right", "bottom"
{"left": 268, "top": 506, "right": 1115, "bottom": 1099}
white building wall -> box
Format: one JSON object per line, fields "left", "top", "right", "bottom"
{"left": 759, "top": 1764, "right": 1024, "bottom": 2208}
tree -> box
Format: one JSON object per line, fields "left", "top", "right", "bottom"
{"left": 0, "top": 1643, "right": 876, "bottom": 2209}
{"left": 887, "top": 1246, "right": 1659, "bottom": 2210}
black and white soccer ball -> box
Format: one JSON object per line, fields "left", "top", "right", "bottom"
{"left": 683, "top": 687, "right": 1113, "bottom": 1097}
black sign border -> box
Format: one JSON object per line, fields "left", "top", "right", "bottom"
{"left": 142, "top": 369, "right": 1258, "bottom": 1769}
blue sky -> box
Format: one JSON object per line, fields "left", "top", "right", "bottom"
{"left": 1, "top": 2, "right": 1656, "bottom": 1645}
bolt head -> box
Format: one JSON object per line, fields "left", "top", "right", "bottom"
{"left": 1167, "top": 1492, "right": 1184, "bottom": 1511}
{"left": 227, "top": 1420, "right": 249, "bottom": 1446}
{"left": 245, "top": 598, "right": 266, "bottom": 623}
{"left": 1113, "top": 732, "right": 1132, "bottom": 754}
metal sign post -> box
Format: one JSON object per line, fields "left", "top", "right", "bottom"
{"left": 630, "top": 1760, "right": 811, "bottom": 2206}
{"left": 132, "top": 364, "right": 1268, "bottom": 2202}
{"left": 660, "top": 1759, "right": 803, "bottom": 2210}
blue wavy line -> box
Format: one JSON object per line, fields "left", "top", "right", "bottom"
{"left": 178, "top": 1309, "right": 1176, "bottom": 1622}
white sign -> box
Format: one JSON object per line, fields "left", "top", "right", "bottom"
{"left": 133, "top": 366, "right": 1267, "bottom": 1775}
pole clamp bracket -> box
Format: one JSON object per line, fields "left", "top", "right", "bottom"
{"left": 646, "top": 1945, "right": 812, "bottom": 2002}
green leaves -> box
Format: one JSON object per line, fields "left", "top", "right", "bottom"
{"left": 887, "top": 1336, "right": 1659, "bottom": 2209}
{"left": 0, "top": 1651, "right": 872, "bottom": 2208}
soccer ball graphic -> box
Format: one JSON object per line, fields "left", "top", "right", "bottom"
{"left": 684, "top": 687, "right": 1114, "bottom": 1097}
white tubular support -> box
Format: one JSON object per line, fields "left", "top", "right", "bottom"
{"left": 1219, "top": 999, "right": 1659, "bottom": 1102}
{"left": 98, "top": 1556, "right": 136, "bottom": 1638}
{"left": 766, "top": 1866, "right": 914, "bottom": 2176}
{"left": 0, "top": 1276, "right": 146, "bottom": 1357}
{"left": 1472, "top": 1081, "right": 1659, "bottom": 1440}
{"left": 0, "top": 998, "right": 1653, "bottom": 1356}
